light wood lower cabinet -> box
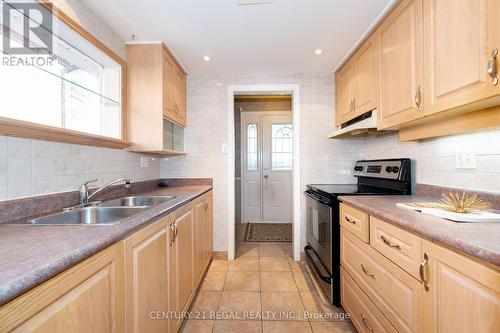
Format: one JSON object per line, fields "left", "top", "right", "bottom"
{"left": 422, "top": 240, "right": 500, "bottom": 333}
{"left": 0, "top": 190, "right": 213, "bottom": 333}
{"left": 0, "top": 244, "right": 124, "bottom": 333}
{"left": 340, "top": 205, "right": 500, "bottom": 333}
{"left": 124, "top": 214, "right": 172, "bottom": 333}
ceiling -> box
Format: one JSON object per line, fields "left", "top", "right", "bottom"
{"left": 83, "top": 0, "right": 394, "bottom": 74}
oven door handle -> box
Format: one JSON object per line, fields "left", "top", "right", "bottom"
{"left": 305, "top": 190, "right": 332, "bottom": 206}
{"left": 304, "top": 245, "right": 332, "bottom": 284}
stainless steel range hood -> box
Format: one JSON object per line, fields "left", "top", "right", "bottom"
{"left": 328, "top": 110, "right": 391, "bottom": 139}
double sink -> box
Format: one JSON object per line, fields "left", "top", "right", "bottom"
{"left": 25, "top": 196, "right": 177, "bottom": 226}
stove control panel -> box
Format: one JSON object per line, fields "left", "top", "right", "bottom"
{"left": 353, "top": 159, "right": 409, "bottom": 180}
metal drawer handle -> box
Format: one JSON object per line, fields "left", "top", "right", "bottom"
{"left": 344, "top": 215, "right": 356, "bottom": 225}
{"left": 361, "top": 264, "right": 375, "bottom": 279}
{"left": 420, "top": 252, "right": 430, "bottom": 291}
{"left": 488, "top": 48, "right": 498, "bottom": 86}
{"left": 380, "top": 235, "right": 401, "bottom": 250}
{"left": 414, "top": 86, "right": 423, "bottom": 111}
{"left": 169, "top": 223, "right": 176, "bottom": 246}
{"left": 361, "top": 313, "right": 374, "bottom": 333}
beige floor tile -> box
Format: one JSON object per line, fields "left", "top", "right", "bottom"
{"left": 201, "top": 271, "right": 227, "bottom": 291}
{"left": 260, "top": 271, "right": 298, "bottom": 292}
{"left": 190, "top": 291, "right": 222, "bottom": 315}
{"left": 300, "top": 292, "right": 345, "bottom": 322}
{"left": 259, "top": 257, "right": 291, "bottom": 272}
{"left": 181, "top": 320, "right": 215, "bottom": 333}
{"left": 213, "top": 320, "right": 262, "bottom": 333}
{"left": 261, "top": 292, "right": 306, "bottom": 321}
{"left": 259, "top": 245, "right": 287, "bottom": 257}
{"left": 229, "top": 257, "right": 260, "bottom": 271}
{"left": 292, "top": 269, "right": 319, "bottom": 293}
{"left": 218, "top": 291, "right": 262, "bottom": 320}
{"left": 236, "top": 244, "right": 260, "bottom": 258}
{"left": 309, "top": 321, "right": 356, "bottom": 333}
{"left": 262, "top": 321, "right": 312, "bottom": 333}
{"left": 224, "top": 271, "right": 260, "bottom": 291}
{"left": 210, "top": 260, "right": 229, "bottom": 272}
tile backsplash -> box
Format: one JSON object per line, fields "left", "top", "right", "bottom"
{"left": 0, "top": 136, "right": 160, "bottom": 201}
{"left": 362, "top": 127, "right": 500, "bottom": 193}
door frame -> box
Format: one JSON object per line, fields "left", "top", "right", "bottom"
{"left": 227, "top": 84, "right": 300, "bottom": 261}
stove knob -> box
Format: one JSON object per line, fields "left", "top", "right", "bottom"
{"left": 385, "top": 166, "right": 392, "bottom": 173}
{"left": 391, "top": 166, "right": 400, "bottom": 173}
{"left": 354, "top": 166, "right": 363, "bottom": 172}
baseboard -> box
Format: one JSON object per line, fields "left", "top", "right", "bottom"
{"left": 212, "top": 251, "right": 228, "bottom": 260}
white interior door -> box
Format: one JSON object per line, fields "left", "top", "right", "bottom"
{"left": 262, "top": 115, "right": 293, "bottom": 222}
{"left": 241, "top": 112, "right": 293, "bottom": 223}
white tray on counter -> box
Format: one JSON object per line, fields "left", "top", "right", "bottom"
{"left": 396, "top": 203, "right": 500, "bottom": 223}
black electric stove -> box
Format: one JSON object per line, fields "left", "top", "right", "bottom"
{"left": 304, "top": 159, "right": 412, "bottom": 306}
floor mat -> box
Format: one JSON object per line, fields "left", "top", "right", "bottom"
{"left": 244, "top": 223, "right": 292, "bottom": 242}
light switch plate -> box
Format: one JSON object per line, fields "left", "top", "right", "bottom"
{"left": 140, "top": 156, "right": 149, "bottom": 168}
{"left": 456, "top": 152, "right": 476, "bottom": 169}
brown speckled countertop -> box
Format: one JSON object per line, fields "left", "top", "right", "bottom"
{"left": 339, "top": 195, "right": 500, "bottom": 267}
{"left": 0, "top": 185, "right": 212, "bottom": 306}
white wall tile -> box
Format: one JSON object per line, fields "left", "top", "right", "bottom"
{"left": 362, "top": 127, "right": 500, "bottom": 193}
{"left": 9, "top": 158, "right": 31, "bottom": 178}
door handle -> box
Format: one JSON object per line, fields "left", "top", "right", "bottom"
{"left": 264, "top": 175, "right": 269, "bottom": 179}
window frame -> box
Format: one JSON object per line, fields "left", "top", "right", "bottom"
{"left": 0, "top": 0, "right": 128, "bottom": 149}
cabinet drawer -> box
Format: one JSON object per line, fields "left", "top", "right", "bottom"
{"left": 370, "top": 216, "right": 422, "bottom": 279}
{"left": 340, "top": 203, "right": 369, "bottom": 243}
{"left": 341, "top": 228, "right": 423, "bottom": 333}
{"left": 341, "top": 267, "right": 397, "bottom": 333}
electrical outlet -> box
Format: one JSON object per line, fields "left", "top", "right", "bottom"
{"left": 456, "top": 152, "right": 476, "bottom": 169}
{"left": 140, "top": 156, "right": 149, "bottom": 168}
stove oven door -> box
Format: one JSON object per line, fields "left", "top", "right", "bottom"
{"left": 305, "top": 190, "right": 333, "bottom": 274}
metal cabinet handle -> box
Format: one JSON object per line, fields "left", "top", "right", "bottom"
{"left": 344, "top": 215, "right": 356, "bottom": 225}
{"left": 380, "top": 235, "right": 401, "bottom": 251}
{"left": 361, "top": 264, "right": 375, "bottom": 279}
{"left": 420, "top": 252, "right": 430, "bottom": 291}
{"left": 169, "top": 223, "right": 176, "bottom": 246}
{"left": 488, "top": 48, "right": 498, "bottom": 86}
{"left": 173, "top": 222, "right": 179, "bottom": 239}
{"left": 361, "top": 313, "right": 374, "bottom": 333}
{"left": 415, "top": 86, "right": 423, "bottom": 111}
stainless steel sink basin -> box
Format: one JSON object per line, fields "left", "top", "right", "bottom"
{"left": 27, "top": 207, "right": 147, "bottom": 226}
{"left": 101, "top": 195, "right": 177, "bottom": 207}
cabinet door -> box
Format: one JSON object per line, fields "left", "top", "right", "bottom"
{"left": 167, "top": 218, "right": 180, "bottom": 333}
{"left": 163, "top": 53, "right": 176, "bottom": 120}
{"left": 194, "top": 199, "right": 206, "bottom": 285}
{"left": 124, "top": 216, "right": 170, "bottom": 333}
{"left": 173, "top": 69, "right": 187, "bottom": 127}
{"left": 204, "top": 195, "right": 213, "bottom": 264}
{"left": 335, "top": 59, "right": 356, "bottom": 126}
{"left": 2, "top": 244, "right": 124, "bottom": 333}
{"left": 422, "top": 240, "right": 500, "bottom": 333}
{"left": 175, "top": 209, "right": 194, "bottom": 313}
{"left": 378, "top": 0, "right": 424, "bottom": 129}
{"left": 354, "top": 33, "right": 380, "bottom": 117}
{"left": 423, "top": 0, "right": 500, "bottom": 116}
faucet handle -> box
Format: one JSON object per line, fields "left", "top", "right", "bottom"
{"left": 83, "top": 179, "right": 98, "bottom": 186}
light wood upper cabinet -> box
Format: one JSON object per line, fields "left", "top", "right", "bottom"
{"left": 378, "top": 0, "right": 424, "bottom": 129}
{"left": 124, "top": 215, "right": 171, "bottom": 333}
{"left": 423, "top": 0, "right": 500, "bottom": 116}
{"left": 0, "top": 244, "right": 124, "bottom": 333}
{"left": 127, "top": 43, "right": 187, "bottom": 154}
{"left": 354, "top": 33, "right": 380, "bottom": 117}
{"left": 335, "top": 59, "right": 356, "bottom": 126}
{"left": 335, "top": 34, "right": 379, "bottom": 127}
{"left": 422, "top": 240, "right": 500, "bottom": 333}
